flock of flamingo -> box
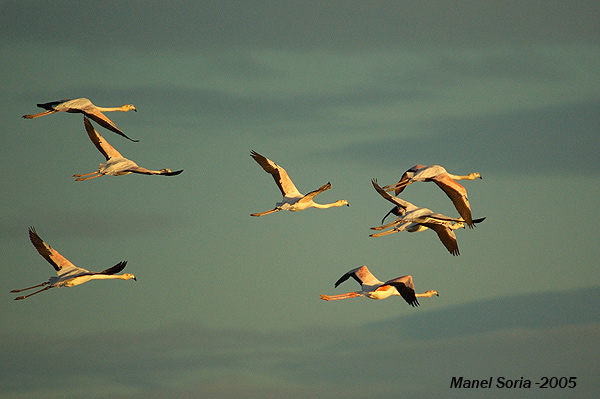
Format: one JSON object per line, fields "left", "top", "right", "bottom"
{"left": 13, "top": 98, "right": 484, "bottom": 307}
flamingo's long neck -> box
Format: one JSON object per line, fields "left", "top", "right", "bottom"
{"left": 447, "top": 173, "right": 479, "bottom": 181}
{"left": 416, "top": 290, "right": 438, "bottom": 298}
{"left": 311, "top": 200, "right": 347, "bottom": 209}
{"left": 95, "top": 105, "right": 133, "bottom": 112}
{"left": 61, "top": 273, "right": 135, "bottom": 288}
{"left": 89, "top": 274, "right": 131, "bottom": 281}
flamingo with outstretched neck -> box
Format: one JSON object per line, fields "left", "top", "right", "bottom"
{"left": 383, "top": 164, "right": 481, "bottom": 227}
{"left": 371, "top": 179, "right": 485, "bottom": 255}
{"left": 11, "top": 227, "right": 136, "bottom": 300}
{"left": 320, "top": 265, "right": 438, "bottom": 307}
{"left": 250, "top": 150, "right": 349, "bottom": 216}
{"left": 73, "top": 117, "right": 183, "bottom": 181}
{"left": 23, "top": 97, "right": 138, "bottom": 142}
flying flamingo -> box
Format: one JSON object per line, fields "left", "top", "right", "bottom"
{"left": 11, "top": 227, "right": 136, "bottom": 301}
{"left": 371, "top": 179, "right": 485, "bottom": 255}
{"left": 250, "top": 150, "right": 349, "bottom": 216}
{"left": 23, "top": 97, "right": 139, "bottom": 142}
{"left": 382, "top": 165, "right": 481, "bottom": 227}
{"left": 320, "top": 265, "right": 438, "bottom": 307}
{"left": 73, "top": 117, "right": 183, "bottom": 181}
{"left": 370, "top": 219, "right": 485, "bottom": 255}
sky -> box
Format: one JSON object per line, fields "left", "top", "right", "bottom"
{"left": 1, "top": 1, "right": 599, "bottom": 397}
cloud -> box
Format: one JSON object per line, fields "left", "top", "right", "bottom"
{"left": 0, "top": 207, "right": 189, "bottom": 243}
{"left": 1, "top": 286, "right": 598, "bottom": 398}
{"left": 2, "top": 1, "right": 598, "bottom": 51}
{"left": 377, "top": 284, "right": 600, "bottom": 340}
{"left": 326, "top": 98, "right": 600, "bottom": 174}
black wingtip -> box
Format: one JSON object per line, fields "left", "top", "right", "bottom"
{"left": 466, "top": 217, "right": 486, "bottom": 229}
{"left": 28, "top": 226, "right": 39, "bottom": 241}
{"left": 120, "top": 132, "right": 139, "bottom": 142}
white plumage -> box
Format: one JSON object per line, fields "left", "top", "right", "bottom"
{"left": 371, "top": 179, "right": 485, "bottom": 255}
{"left": 73, "top": 117, "right": 183, "bottom": 181}
{"left": 250, "top": 150, "right": 349, "bottom": 216}
{"left": 23, "top": 97, "right": 139, "bottom": 142}
{"left": 320, "top": 265, "right": 438, "bottom": 307}
{"left": 11, "top": 227, "right": 136, "bottom": 300}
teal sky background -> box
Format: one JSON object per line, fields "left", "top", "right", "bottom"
{"left": 1, "top": 1, "right": 599, "bottom": 397}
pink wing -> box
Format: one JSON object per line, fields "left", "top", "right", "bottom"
{"left": 334, "top": 265, "right": 382, "bottom": 288}
{"left": 432, "top": 174, "right": 473, "bottom": 227}
{"left": 383, "top": 275, "right": 419, "bottom": 306}
{"left": 251, "top": 151, "right": 302, "bottom": 197}
{"left": 83, "top": 117, "right": 123, "bottom": 160}
{"left": 28, "top": 227, "right": 76, "bottom": 273}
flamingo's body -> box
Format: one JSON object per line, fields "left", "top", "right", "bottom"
{"left": 250, "top": 150, "right": 349, "bottom": 216}
{"left": 11, "top": 227, "right": 136, "bottom": 300}
{"left": 370, "top": 219, "right": 485, "bottom": 255}
{"left": 73, "top": 117, "right": 183, "bottom": 181}
{"left": 320, "top": 265, "right": 438, "bottom": 307}
{"left": 371, "top": 179, "right": 484, "bottom": 255}
{"left": 382, "top": 164, "right": 481, "bottom": 227}
{"left": 23, "top": 97, "right": 138, "bottom": 142}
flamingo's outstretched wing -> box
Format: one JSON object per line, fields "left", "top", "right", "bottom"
{"left": 384, "top": 275, "right": 419, "bottom": 307}
{"left": 298, "top": 182, "right": 331, "bottom": 204}
{"left": 99, "top": 261, "right": 128, "bottom": 275}
{"left": 28, "top": 227, "right": 79, "bottom": 275}
{"left": 78, "top": 102, "right": 138, "bottom": 142}
{"left": 432, "top": 175, "right": 474, "bottom": 227}
{"left": 83, "top": 117, "right": 123, "bottom": 160}
{"left": 334, "top": 265, "right": 382, "bottom": 288}
{"left": 371, "top": 179, "right": 411, "bottom": 209}
{"left": 251, "top": 151, "right": 302, "bottom": 197}
{"left": 420, "top": 222, "right": 460, "bottom": 256}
